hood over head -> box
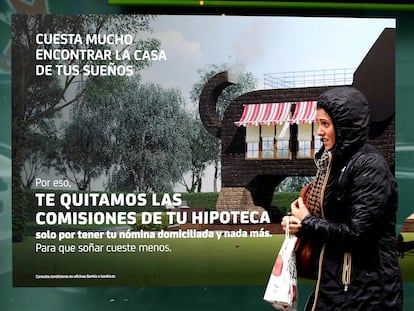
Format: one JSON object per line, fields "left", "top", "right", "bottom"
{"left": 317, "top": 87, "right": 370, "bottom": 163}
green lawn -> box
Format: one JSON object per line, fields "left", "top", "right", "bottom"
{"left": 400, "top": 232, "right": 414, "bottom": 283}
{"left": 13, "top": 233, "right": 284, "bottom": 287}
{"left": 13, "top": 232, "right": 414, "bottom": 287}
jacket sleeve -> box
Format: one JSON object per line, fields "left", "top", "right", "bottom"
{"left": 300, "top": 152, "right": 393, "bottom": 249}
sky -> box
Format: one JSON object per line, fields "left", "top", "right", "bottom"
{"left": 140, "top": 14, "right": 395, "bottom": 107}
{"left": 137, "top": 14, "right": 395, "bottom": 191}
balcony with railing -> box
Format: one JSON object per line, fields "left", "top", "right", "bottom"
{"left": 263, "top": 68, "right": 355, "bottom": 89}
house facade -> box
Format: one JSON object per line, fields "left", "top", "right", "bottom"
{"left": 199, "top": 28, "right": 395, "bottom": 216}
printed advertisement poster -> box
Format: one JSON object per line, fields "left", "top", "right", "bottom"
{"left": 11, "top": 13, "right": 395, "bottom": 287}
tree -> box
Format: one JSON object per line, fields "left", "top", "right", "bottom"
{"left": 55, "top": 103, "right": 113, "bottom": 190}
{"left": 13, "top": 14, "right": 159, "bottom": 128}
{"left": 190, "top": 62, "right": 257, "bottom": 119}
{"left": 178, "top": 114, "right": 220, "bottom": 192}
{"left": 275, "top": 176, "right": 314, "bottom": 192}
{"left": 12, "top": 14, "right": 160, "bottom": 241}
{"left": 187, "top": 62, "right": 257, "bottom": 191}
{"left": 106, "top": 81, "right": 192, "bottom": 193}
{"left": 21, "top": 131, "right": 58, "bottom": 189}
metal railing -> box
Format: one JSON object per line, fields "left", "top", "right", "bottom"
{"left": 263, "top": 68, "right": 355, "bottom": 89}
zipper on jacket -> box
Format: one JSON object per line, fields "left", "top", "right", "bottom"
{"left": 342, "top": 252, "right": 352, "bottom": 292}
{"left": 310, "top": 245, "right": 326, "bottom": 311}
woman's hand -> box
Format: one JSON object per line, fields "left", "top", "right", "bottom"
{"left": 281, "top": 197, "right": 311, "bottom": 235}
{"left": 281, "top": 214, "right": 302, "bottom": 235}
{"left": 291, "top": 197, "right": 310, "bottom": 221}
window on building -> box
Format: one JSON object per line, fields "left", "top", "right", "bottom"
{"left": 314, "top": 123, "right": 323, "bottom": 152}
{"left": 262, "top": 137, "right": 274, "bottom": 158}
{"left": 261, "top": 125, "right": 275, "bottom": 159}
{"left": 245, "top": 125, "right": 260, "bottom": 159}
{"left": 247, "top": 142, "right": 259, "bottom": 158}
{"left": 297, "top": 123, "right": 313, "bottom": 158}
{"left": 298, "top": 141, "right": 312, "bottom": 158}
{"left": 277, "top": 140, "right": 290, "bottom": 159}
{"left": 276, "top": 122, "right": 290, "bottom": 159}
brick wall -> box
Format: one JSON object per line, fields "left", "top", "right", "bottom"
{"left": 402, "top": 214, "right": 414, "bottom": 232}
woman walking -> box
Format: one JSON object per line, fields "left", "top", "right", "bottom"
{"left": 283, "top": 87, "right": 403, "bottom": 310}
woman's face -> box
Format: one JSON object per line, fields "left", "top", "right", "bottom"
{"left": 316, "top": 108, "right": 336, "bottom": 150}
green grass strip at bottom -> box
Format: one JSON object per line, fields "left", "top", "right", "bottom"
{"left": 13, "top": 232, "right": 414, "bottom": 287}
{"left": 13, "top": 234, "right": 283, "bottom": 287}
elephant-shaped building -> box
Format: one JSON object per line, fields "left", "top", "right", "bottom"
{"left": 199, "top": 28, "right": 395, "bottom": 218}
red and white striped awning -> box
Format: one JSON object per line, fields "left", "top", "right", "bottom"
{"left": 234, "top": 102, "right": 292, "bottom": 127}
{"left": 234, "top": 101, "right": 317, "bottom": 127}
{"left": 290, "top": 101, "right": 317, "bottom": 124}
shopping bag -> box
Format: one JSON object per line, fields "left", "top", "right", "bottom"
{"left": 263, "top": 218, "right": 298, "bottom": 311}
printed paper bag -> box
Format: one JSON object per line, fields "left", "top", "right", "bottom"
{"left": 263, "top": 225, "right": 298, "bottom": 311}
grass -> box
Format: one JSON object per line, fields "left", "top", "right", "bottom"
{"left": 13, "top": 232, "right": 414, "bottom": 287}
{"left": 13, "top": 232, "right": 284, "bottom": 287}
{"left": 399, "top": 232, "right": 414, "bottom": 282}
{"left": 181, "top": 192, "right": 219, "bottom": 210}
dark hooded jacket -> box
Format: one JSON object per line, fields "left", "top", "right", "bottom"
{"left": 301, "top": 87, "right": 403, "bottom": 311}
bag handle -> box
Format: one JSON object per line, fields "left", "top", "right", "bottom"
{"left": 286, "top": 212, "right": 291, "bottom": 237}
